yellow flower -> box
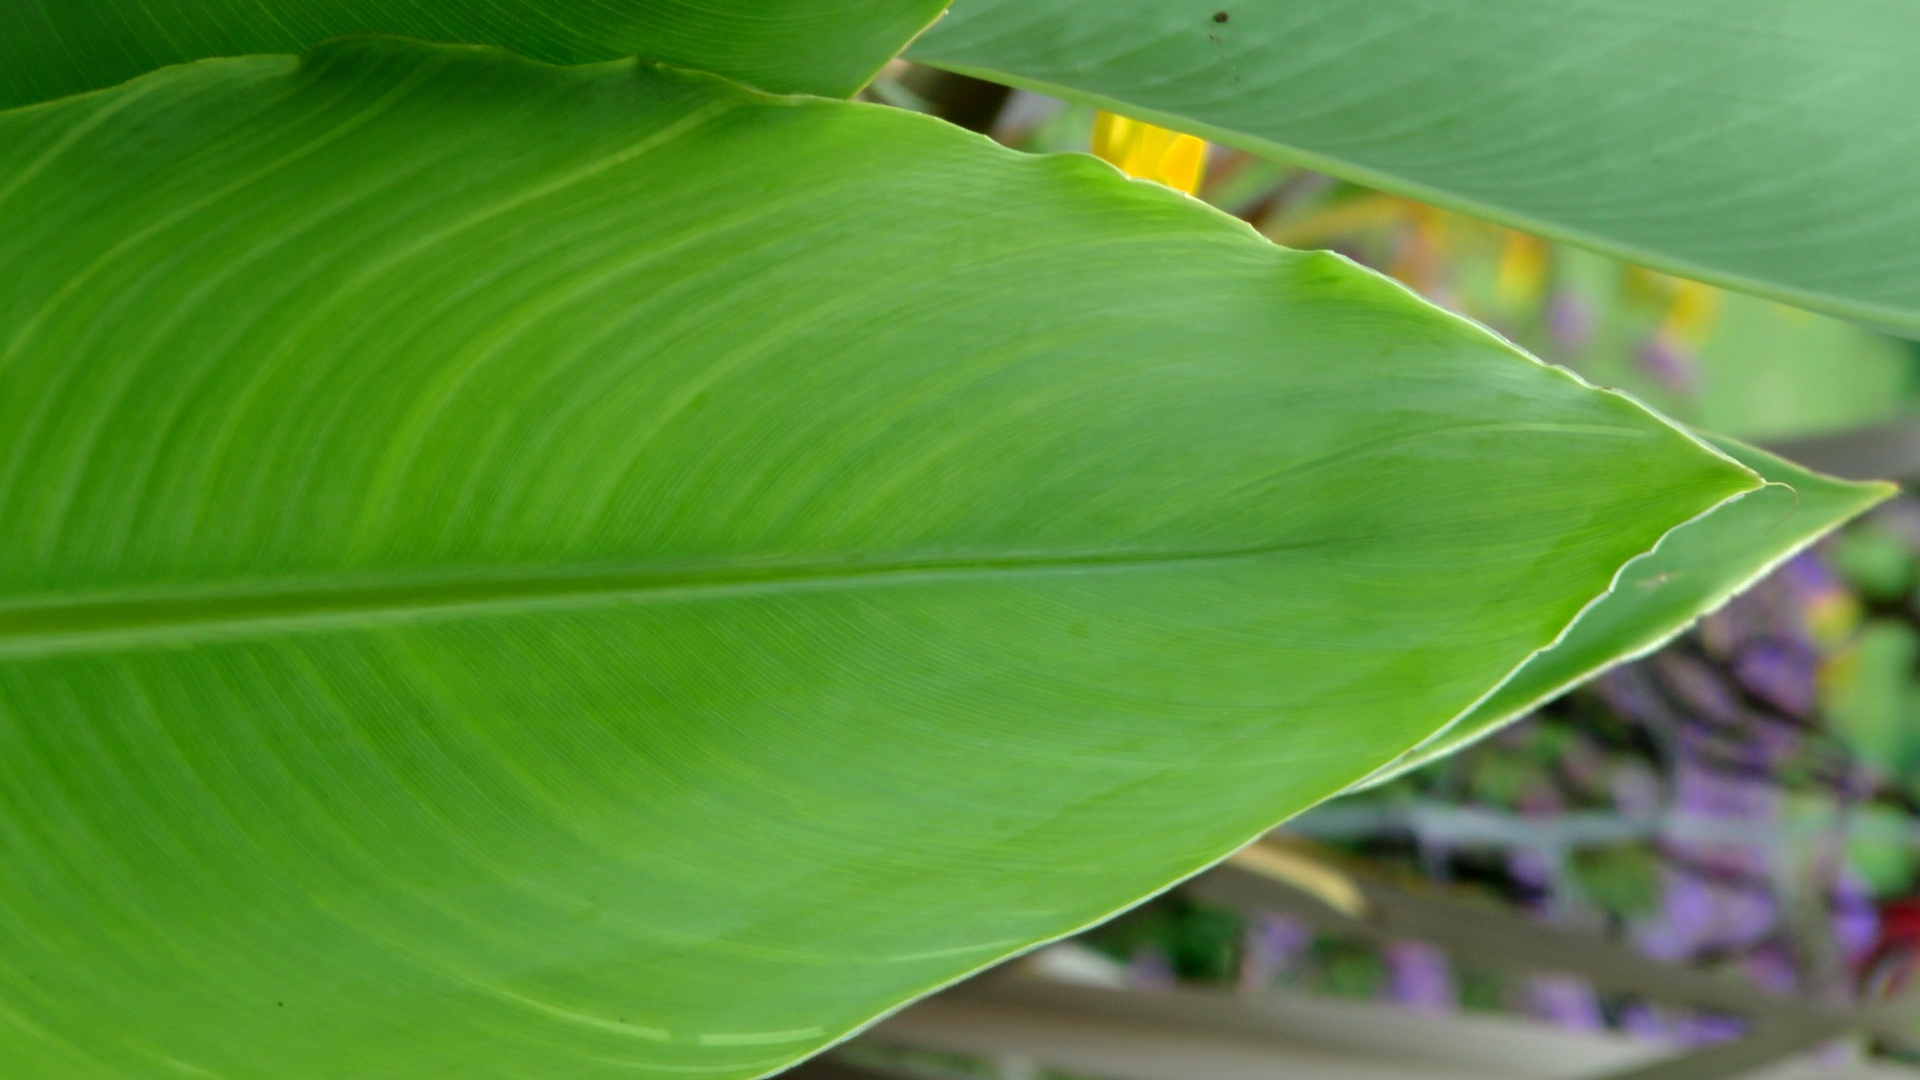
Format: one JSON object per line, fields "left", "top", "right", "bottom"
{"left": 1662, "top": 278, "right": 1721, "bottom": 343}
{"left": 1091, "top": 112, "right": 1207, "bottom": 195}
{"left": 1623, "top": 266, "right": 1723, "bottom": 344}
{"left": 1494, "top": 231, "right": 1548, "bottom": 308}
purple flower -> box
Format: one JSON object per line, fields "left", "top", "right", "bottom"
{"left": 1745, "top": 715, "right": 1804, "bottom": 767}
{"left": 1547, "top": 291, "right": 1596, "bottom": 354}
{"left": 1527, "top": 975, "right": 1605, "bottom": 1031}
{"left": 1655, "top": 653, "right": 1741, "bottom": 724}
{"left": 1670, "top": 760, "right": 1778, "bottom": 824}
{"left": 1832, "top": 870, "right": 1880, "bottom": 963}
{"left": 1597, "top": 666, "right": 1678, "bottom": 727}
{"left": 1509, "top": 848, "right": 1558, "bottom": 894}
{"left": 1674, "top": 1012, "right": 1747, "bottom": 1046}
{"left": 1637, "top": 334, "right": 1700, "bottom": 394}
{"left": 1239, "top": 914, "right": 1312, "bottom": 990}
{"left": 1733, "top": 639, "right": 1818, "bottom": 719}
{"left": 1618, "top": 1001, "right": 1672, "bottom": 1042}
{"left": 1781, "top": 550, "right": 1844, "bottom": 602}
{"left": 1384, "top": 941, "right": 1457, "bottom": 1016}
{"left": 1721, "top": 890, "right": 1778, "bottom": 945}
{"left": 1639, "top": 868, "right": 1776, "bottom": 957}
{"left": 1638, "top": 873, "right": 1714, "bottom": 959}
{"left": 1744, "top": 943, "right": 1798, "bottom": 995}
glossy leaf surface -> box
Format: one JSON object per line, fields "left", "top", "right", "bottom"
{"left": 912, "top": 0, "right": 1920, "bottom": 332}
{"left": 0, "top": 38, "right": 1764, "bottom": 1079}
{"left": 1361, "top": 439, "right": 1892, "bottom": 787}
{"left": 0, "top": 0, "right": 946, "bottom": 104}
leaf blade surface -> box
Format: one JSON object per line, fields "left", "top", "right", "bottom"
{"left": 0, "top": 39, "right": 1760, "bottom": 1079}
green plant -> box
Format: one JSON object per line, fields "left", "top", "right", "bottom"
{"left": 0, "top": 3, "right": 1896, "bottom": 1077}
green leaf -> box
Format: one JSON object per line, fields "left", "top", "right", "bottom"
{"left": 910, "top": 0, "right": 1920, "bottom": 333}
{"left": 1, "top": 0, "right": 947, "bottom": 105}
{"left": 1358, "top": 439, "right": 1891, "bottom": 788}
{"left": 0, "top": 38, "right": 1757, "bottom": 1078}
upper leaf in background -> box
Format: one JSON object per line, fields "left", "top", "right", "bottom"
{"left": 1360, "top": 438, "right": 1894, "bottom": 788}
{"left": 0, "top": 38, "right": 1761, "bottom": 1078}
{"left": 0, "top": 0, "right": 946, "bottom": 104}
{"left": 910, "top": 0, "right": 1920, "bottom": 334}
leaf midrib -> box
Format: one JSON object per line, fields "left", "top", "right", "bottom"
{"left": 0, "top": 539, "right": 1353, "bottom": 656}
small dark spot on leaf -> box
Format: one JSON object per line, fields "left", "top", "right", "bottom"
{"left": 1212, "top": 10, "right": 1230, "bottom": 22}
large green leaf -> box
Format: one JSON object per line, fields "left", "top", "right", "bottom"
{"left": 0, "top": 38, "right": 1762, "bottom": 1079}
{"left": 1359, "top": 438, "right": 1893, "bottom": 788}
{"left": 1, "top": 0, "right": 946, "bottom": 104}
{"left": 911, "top": 0, "right": 1920, "bottom": 333}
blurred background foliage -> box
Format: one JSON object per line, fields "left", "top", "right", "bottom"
{"left": 857, "top": 69, "right": 1920, "bottom": 1065}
